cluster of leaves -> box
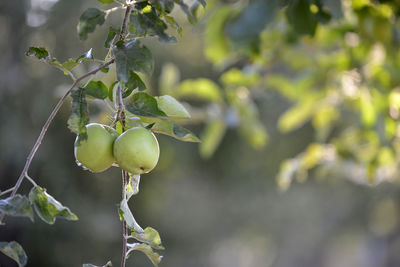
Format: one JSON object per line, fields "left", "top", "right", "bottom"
{"left": 3, "top": 0, "right": 206, "bottom": 266}
{"left": 0, "top": 187, "right": 78, "bottom": 266}
{"left": 182, "top": 0, "right": 400, "bottom": 188}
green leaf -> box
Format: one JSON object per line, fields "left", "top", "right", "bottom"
{"left": 78, "top": 8, "right": 106, "bottom": 40}
{"left": 29, "top": 186, "right": 78, "bottom": 225}
{"left": 129, "top": 10, "right": 177, "bottom": 43}
{"left": 204, "top": 6, "right": 233, "bottom": 64}
{"left": 97, "top": 0, "right": 114, "bottom": 4}
{"left": 122, "top": 71, "right": 147, "bottom": 98}
{"left": 196, "top": 0, "right": 206, "bottom": 8}
{"left": 278, "top": 96, "right": 319, "bottom": 133}
{"left": 62, "top": 58, "right": 79, "bottom": 71}
{"left": 239, "top": 118, "right": 268, "bottom": 149}
{"left": 149, "top": 0, "right": 174, "bottom": 14}
{"left": 83, "top": 261, "right": 112, "bottom": 267}
{"left": 286, "top": 0, "right": 318, "bottom": 36}
{"left": 220, "top": 68, "right": 260, "bottom": 88}
{"left": 126, "top": 243, "right": 162, "bottom": 267}
{"left": 155, "top": 95, "right": 190, "bottom": 119}
{"left": 105, "top": 27, "right": 120, "bottom": 48}
{"left": 26, "top": 47, "right": 49, "bottom": 59}
{"left": 76, "top": 48, "right": 94, "bottom": 63}
{"left": 126, "top": 92, "right": 167, "bottom": 118}
{"left": 126, "top": 174, "right": 140, "bottom": 201}
{"left": 113, "top": 40, "right": 154, "bottom": 82}
{"left": 226, "top": 0, "right": 279, "bottom": 45}
{"left": 174, "top": 0, "right": 196, "bottom": 24}
{"left": 67, "top": 88, "right": 89, "bottom": 139}
{"left": 0, "top": 195, "right": 34, "bottom": 222}
{"left": 108, "top": 81, "right": 118, "bottom": 102}
{"left": 277, "top": 158, "right": 300, "bottom": 191}
{"left": 130, "top": 227, "right": 164, "bottom": 250}
{"left": 199, "top": 119, "right": 226, "bottom": 159}
{"left": 0, "top": 241, "right": 28, "bottom": 267}
{"left": 159, "top": 63, "right": 180, "bottom": 95}
{"left": 119, "top": 199, "right": 143, "bottom": 232}
{"left": 175, "top": 79, "right": 223, "bottom": 103}
{"left": 152, "top": 121, "right": 200, "bottom": 142}
{"left": 84, "top": 81, "right": 109, "bottom": 99}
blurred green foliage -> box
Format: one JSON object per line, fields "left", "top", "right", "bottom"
{"left": 2, "top": 0, "right": 400, "bottom": 266}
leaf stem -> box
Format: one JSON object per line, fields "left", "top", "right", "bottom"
{"left": 0, "top": 59, "right": 114, "bottom": 223}
{"left": 24, "top": 174, "right": 38, "bottom": 187}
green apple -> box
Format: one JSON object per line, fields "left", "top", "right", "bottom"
{"left": 113, "top": 127, "right": 160, "bottom": 174}
{"left": 74, "top": 123, "right": 119, "bottom": 173}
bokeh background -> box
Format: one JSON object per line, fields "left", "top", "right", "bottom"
{"left": 2, "top": 0, "right": 400, "bottom": 266}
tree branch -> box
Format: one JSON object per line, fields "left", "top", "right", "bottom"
{"left": 0, "top": 59, "right": 114, "bottom": 223}
{"left": 119, "top": 4, "right": 132, "bottom": 42}
{"left": 121, "top": 170, "right": 128, "bottom": 267}
{"left": 117, "top": 5, "right": 131, "bottom": 267}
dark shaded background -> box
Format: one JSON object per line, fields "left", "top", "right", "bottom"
{"left": 2, "top": 1, "right": 400, "bottom": 266}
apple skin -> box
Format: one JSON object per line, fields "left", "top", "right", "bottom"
{"left": 113, "top": 127, "right": 160, "bottom": 174}
{"left": 74, "top": 123, "right": 119, "bottom": 173}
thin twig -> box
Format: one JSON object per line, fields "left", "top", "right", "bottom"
{"left": 119, "top": 5, "right": 132, "bottom": 42}
{"left": 0, "top": 59, "right": 114, "bottom": 223}
{"left": 116, "top": 5, "right": 132, "bottom": 266}
{"left": 121, "top": 170, "right": 128, "bottom": 267}
{"left": 0, "top": 187, "right": 16, "bottom": 197}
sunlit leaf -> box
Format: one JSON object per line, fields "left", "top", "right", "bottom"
{"left": 220, "top": 68, "right": 260, "bottom": 88}
{"left": 76, "top": 48, "right": 94, "bottom": 63}
{"left": 159, "top": 63, "right": 180, "bottom": 95}
{"left": 78, "top": 8, "right": 106, "bottom": 40}
{"left": 276, "top": 158, "right": 300, "bottom": 192}
{"left": 130, "top": 227, "right": 164, "bottom": 250}
{"left": 278, "top": 96, "right": 320, "bottom": 133}
{"left": 97, "top": 0, "right": 114, "bottom": 4}
{"left": 175, "top": 79, "right": 223, "bottom": 103}
{"left": 360, "top": 89, "right": 377, "bottom": 127}
{"left": 204, "top": 6, "right": 233, "bottom": 64}
{"left": 126, "top": 92, "right": 167, "bottom": 118}
{"left": 155, "top": 95, "right": 190, "bottom": 119}
{"left": 152, "top": 121, "right": 200, "bottom": 142}
{"left": 126, "top": 174, "right": 140, "bottom": 201}
{"left": 113, "top": 40, "right": 154, "bottom": 82}
{"left": 126, "top": 243, "right": 162, "bottom": 266}
{"left": 119, "top": 198, "right": 143, "bottom": 232}
{"left": 200, "top": 119, "right": 226, "bottom": 158}
{"left": 62, "top": 58, "right": 79, "bottom": 71}
{"left": 300, "top": 143, "right": 326, "bottom": 169}
{"left": 29, "top": 186, "right": 78, "bottom": 225}
{"left": 239, "top": 119, "right": 268, "bottom": 149}
{"left": 0, "top": 241, "right": 28, "bottom": 267}
{"left": 0, "top": 195, "right": 34, "bottom": 222}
